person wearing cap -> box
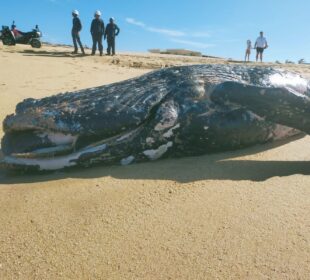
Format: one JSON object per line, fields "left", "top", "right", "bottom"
{"left": 90, "top": 10, "right": 105, "bottom": 56}
{"left": 104, "top": 17, "right": 120, "bottom": 56}
{"left": 254, "top": 31, "right": 268, "bottom": 62}
{"left": 71, "top": 9, "right": 85, "bottom": 55}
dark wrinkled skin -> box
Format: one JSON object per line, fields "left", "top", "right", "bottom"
{"left": 1, "top": 64, "right": 310, "bottom": 171}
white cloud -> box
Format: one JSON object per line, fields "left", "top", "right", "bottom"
{"left": 170, "top": 39, "right": 215, "bottom": 49}
{"left": 126, "top": 18, "right": 213, "bottom": 39}
{"left": 126, "top": 17, "right": 185, "bottom": 37}
{"left": 126, "top": 17, "right": 215, "bottom": 49}
{"left": 126, "top": 18, "right": 146, "bottom": 28}
{"left": 147, "top": 27, "right": 185, "bottom": 37}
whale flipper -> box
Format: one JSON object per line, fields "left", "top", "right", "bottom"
{"left": 211, "top": 81, "right": 310, "bottom": 134}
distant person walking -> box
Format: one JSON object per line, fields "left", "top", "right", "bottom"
{"left": 245, "top": 39, "right": 252, "bottom": 62}
{"left": 254, "top": 31, "right": 268, "bottom": 62}
{"left": 104, "top": 18, "right": 120, "bottom": 56}
{"left": 71, "top": 10, "right": 85, "bottom": 55}
{"left": 90, "top": 10, "right": 105, "bottom": 56}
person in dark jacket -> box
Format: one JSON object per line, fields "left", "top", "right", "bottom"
{"left": 71, "top": 10, "right": 85, "bottom": 55}
{"left": 90, "top": 10, "right": 105, "bottom": 56}
{"left": 104, "top": 17, "right": 120, "bottom": 56}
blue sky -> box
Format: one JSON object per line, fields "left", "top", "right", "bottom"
{"left": 1, "top": 0, "right": 309, "bottom": 62}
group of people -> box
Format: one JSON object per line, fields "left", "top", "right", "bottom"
{"left": 245, "top": 31, "right": 268, "bottom": 62}
{"left": 71, "top": 9, "right": 120, "bottom": 56}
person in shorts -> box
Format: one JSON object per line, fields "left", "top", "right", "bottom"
{"left": 254, "top": 31, "right": 268, "bottom": 62}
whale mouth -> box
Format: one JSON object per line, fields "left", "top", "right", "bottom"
{"left": 0, "top": 129, "right": 92, "bottom": 170}
{"left": 1, "top": 143, "right": 108, "bottom": 171}
{"left": 1, "top": 130, "right": 78, "bottom": 156}
{"left": 0, "top": 126, "right": 141, "bottom": 171}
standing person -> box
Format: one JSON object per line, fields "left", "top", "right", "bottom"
{"left": 90, "top": 10, "right": 105, "bottom": 56}
{"left": 104, "top": 17, "right": 120, "bottom": 56}
{"left": 11, "top": 21, "right": 21, "bottom": 38}
{"left": 71, "top": 10, "right": 85, "bottom": 55}
{"left": 254, "top": 31, "right": 268, "bottom": 62}
{"left": 245, "top": 40, "right": 252, "bottom": 62}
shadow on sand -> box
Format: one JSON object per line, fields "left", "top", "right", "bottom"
{"left": 19, "top": 49, "right": 86, "bottom": 58}
{"left": 0, "top": 135, "right": 309, "bottom": 185}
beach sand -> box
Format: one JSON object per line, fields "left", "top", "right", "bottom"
{"left": 0, "top": 44, "right": 309, "bottom": 280}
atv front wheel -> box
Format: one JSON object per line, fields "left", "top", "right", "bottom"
{"left": 31, "top": 39, "right": 41, "bottom": 48}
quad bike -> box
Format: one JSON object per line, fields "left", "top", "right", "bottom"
{"left": 1, "top": 22, "right": 42, "bottom": 48}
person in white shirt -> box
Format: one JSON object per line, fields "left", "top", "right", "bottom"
{"left": 245, "top": 39, "right": 252, "bottom": 62}
{"left": 254, "top": 31, "right": 268, "bottom": 62}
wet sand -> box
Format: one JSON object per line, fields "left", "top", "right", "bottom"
{"left": 0, "top": 44, "right": 309, "bottom": 279}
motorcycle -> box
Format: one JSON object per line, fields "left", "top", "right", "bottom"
{"left": 1, "top": 22, "right": 42, "bottom": 48}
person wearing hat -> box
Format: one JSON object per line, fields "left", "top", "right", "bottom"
{"left": 90, "top": 10, "right": 105, "bottom": 56}
{"left": 71, "top": 9, "right": 85, "bottom": 55}
{"left": 104, "top": 17, "right": 120, "bottom": 56}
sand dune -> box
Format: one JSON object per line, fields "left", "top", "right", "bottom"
{"left": 0, "top": 44, "right": 309, "bottom": 280}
